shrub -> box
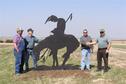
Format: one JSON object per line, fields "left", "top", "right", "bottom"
{"left": 5, "top": 39, "right": 13, "bottom": 43}
{"left": 0, "top": 40, "right": 3, "bottom": 43}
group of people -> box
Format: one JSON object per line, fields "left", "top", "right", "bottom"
{"left": 80, "top": 29, "right": 111, "bottom": 72}
{"left": 13, "top": 28, "right": 38, "bottom": 75}
{"left": 13, "top": 27, "right": 111, "bottom": 76}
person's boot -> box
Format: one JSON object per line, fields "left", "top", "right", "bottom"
{"left": 19, "top": 67, "right": 24, "bottom": 73}
{"left": 25, "top": 68, "right": 30, "bottom": 72}
{"left": 96, "top": 68, "right": 102, "bottom": 72}
{"left": 104, "top": 67, "right": 108, "bottom": 72}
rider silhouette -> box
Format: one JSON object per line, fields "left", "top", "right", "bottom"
{"left": 45, "top": 14, "right": 72, "bottom": 36}
{"left": 45, "top": 15, "right": 66, "bottom": 36}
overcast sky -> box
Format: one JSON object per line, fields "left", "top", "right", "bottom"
{"left": 0, "top": 0, "right": 126, "bottom": 39}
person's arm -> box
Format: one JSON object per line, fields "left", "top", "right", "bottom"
{"left": 89, "top": 37, "right": 97, "bottom": 45}
{"left": 13, "top": 43, "right": 19, "bottom": 52}
{"left": 34, "top": 36, "right": 39, "bottom": 43}
{"left": 13, "top": 36, "right": 19, "bottom": 52}
{"left": 106, "top": 39, "right": 111, "bottom": 53}
{"left": 86, "top": 41, "right": 97, "bottom": 45}
{"left": 107, "top": 42, "right": 111, "bottom": 50}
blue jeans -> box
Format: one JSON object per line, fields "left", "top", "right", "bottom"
{"left": 26, "top": 49, "right": 37, "bottom": 69}
{"left": 14, "top": 49, "right": 22, "bottom": 74}
{"left": 80, "top": 49, "right": 91, "bottom": 70}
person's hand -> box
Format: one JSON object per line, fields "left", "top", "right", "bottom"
{"left": 106, "top": 49, "right": 109, "bottom": 53}
{"left": 16, "top": 48, "right": 19, "bottom": 52}
{"left": 86, "top": 42, "right": 90, "bottom": 46}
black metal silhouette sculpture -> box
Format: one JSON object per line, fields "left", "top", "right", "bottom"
{"left": 34, "top": 14, "right": 79, "bottom": 67}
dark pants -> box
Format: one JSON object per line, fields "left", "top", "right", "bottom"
{"left": 20, "top": 50, "right": 28, "bottom": 73}
{"left": 20, "top": 50, "right": 27, "bottom": 72}
{"left": 26, "top": 49, "right": 37, "bottom": 69}
{"left": 97, "top": 48, "right": 109, "bottom": 70}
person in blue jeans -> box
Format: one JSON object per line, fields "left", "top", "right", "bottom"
{"left": 25, "top": 28, "right": 39, "bottom": 71}
{"left": 13, "top": 28, "right": 25, "bottom": 75}
{"left": 80, "top": 29, "right": 92, "bottom": 71}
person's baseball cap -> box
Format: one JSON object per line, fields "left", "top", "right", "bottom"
{"left": 16, "top": 28, "right": 24, "bottom": 32}
{"left": 100, "top": 29, "right": 105, "bottom": 33}
{"left": 83, "top": 29, "right": 88, "bottom": 33}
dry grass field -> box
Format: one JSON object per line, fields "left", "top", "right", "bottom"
{"left": 0, "top": 41, "right": 126, "bottom": 84}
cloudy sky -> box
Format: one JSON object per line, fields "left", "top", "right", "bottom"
{"left": 0, "top": 0, "right": 126, "bottom": 39}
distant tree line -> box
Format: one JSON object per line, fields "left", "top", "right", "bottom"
{"left": 0, "top": 39, "right": 13, "bottom": 43}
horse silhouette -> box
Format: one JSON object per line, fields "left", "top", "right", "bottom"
{"left": 34, "top": 14, "right": 80, "bottom": 67}
{"left": 34, "top": 34, "right": 79, "bottom": 67}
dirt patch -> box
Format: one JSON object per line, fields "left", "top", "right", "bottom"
{"left": 18, "top": 70, "right": 91, "bottom": 80}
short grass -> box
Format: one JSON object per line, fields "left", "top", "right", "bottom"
{"left": 112, "top": 45, "right": 126, "bottom": 49}
{"left": 0, "top": 45, "right": 126, "bottom": 84}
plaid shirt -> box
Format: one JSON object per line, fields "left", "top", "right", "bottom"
{"left": 13, "top": 34, "right": 25, "bottom": 51}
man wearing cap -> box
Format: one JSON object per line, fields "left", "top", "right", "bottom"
{"left": 97, "top": 29, "right": 111, "bottom": 72}
{"left": 80, "top": 29, "right": 92, "bottom": 71}
{"left": 24, "top": 28, "right": 39, "bottom": 71}
{"left": 13, "top": 28, "right": 25, "bottom": 75}
{"left": 87, "top": 29, "right": 111, "bottom": 72}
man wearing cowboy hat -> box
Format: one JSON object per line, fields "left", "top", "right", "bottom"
{"left": 13, "top": 28, "right": 25, "bottom": 75}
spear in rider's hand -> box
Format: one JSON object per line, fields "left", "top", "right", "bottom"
{"left": 65, "top": 13, "right": 72, "bottom": 23}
